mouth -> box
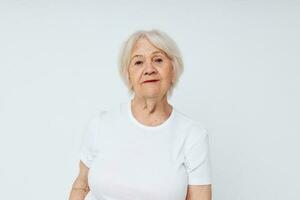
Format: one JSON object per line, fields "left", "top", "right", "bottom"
{"left": 143, "top": 80, "right": 160, "bottom": 84}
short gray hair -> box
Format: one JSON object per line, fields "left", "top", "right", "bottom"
{"left": 118, "top": 29, "right": 184, "bottom": 98}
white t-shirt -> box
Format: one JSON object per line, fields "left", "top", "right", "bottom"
{"left": 79, "top": 99, "right": 212, "bottom": 200}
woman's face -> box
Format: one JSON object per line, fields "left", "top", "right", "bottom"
{"left": 128, "top": 38, "right": 174, "bottom": 99}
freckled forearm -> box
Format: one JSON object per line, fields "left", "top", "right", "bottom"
{"left": 69, "top": 187, "right": 90, "bottom": 200}
{"left": 186, "top": 185, "right": 212, "bottom": 200}
{"left": 68, "top": 177, "right": 90, "bottom": 200}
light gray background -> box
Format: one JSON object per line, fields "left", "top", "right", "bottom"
{"left": 0, "top": 0, "right": 299, "bottom": 199}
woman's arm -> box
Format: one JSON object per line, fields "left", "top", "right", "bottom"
{"left": 68, "top": 161, "right": 90, "bottom": 200}
{"left": 186, "top": 184, "right": 212, "bottom": 200}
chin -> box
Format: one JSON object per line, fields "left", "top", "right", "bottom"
{"left": 143, "top": 93, "right": 160, "bottom": 98}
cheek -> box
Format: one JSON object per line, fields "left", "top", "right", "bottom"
{"left": 160, "top": 66, "right": 173, "bottom": 81}
{"left": 129, "top": 69, "right": 142, "bottom": 83}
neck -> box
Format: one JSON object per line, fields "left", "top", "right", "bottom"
{"left": 130, "top": 95, "right": 173, "bottom": 125}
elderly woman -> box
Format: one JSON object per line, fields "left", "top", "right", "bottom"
{"left": 69, "top": 29, "right": 212, "bottom": 200}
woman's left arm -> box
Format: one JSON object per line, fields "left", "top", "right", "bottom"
{"left": 186, "top": 184, "right": 212, "bottom": 200}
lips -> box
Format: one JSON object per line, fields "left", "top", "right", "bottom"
{"left": 143, "top": 79, "right": 160, "bottom": 83}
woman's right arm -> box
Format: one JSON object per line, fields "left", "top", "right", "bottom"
{"left": 68, "top": 161, "right": 90, "bottom": 200}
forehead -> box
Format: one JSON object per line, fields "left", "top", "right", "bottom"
{"left": 131, "top": 38, "right": 163, "bottom": 55}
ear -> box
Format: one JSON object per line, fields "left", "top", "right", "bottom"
{"left": 171, "top": 66, "right": 176, "bottom": 83}
{"left": 127, "top": 76, "right": 133, "bottom": 90}
{"left": 128, "top": 80, "right": 133, "bottom": 90}
{"left": 127, "top": 69, "right": 131, "bottom": 84}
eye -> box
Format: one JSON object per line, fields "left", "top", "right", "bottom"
{"left": 134, "top": 60, "right": 143, "bottom": 65}
{"left": 154, "top": 58, "right": 163, "bottom": 63}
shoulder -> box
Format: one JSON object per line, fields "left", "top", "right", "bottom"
{"left": 174, "top": 108, "right": 208, "bottom": 135}
{"left": 172, "top": 111, "right": 210, "bottom": 158}
{"left": 172, "top": 108, "right": 209, "bottom": 150}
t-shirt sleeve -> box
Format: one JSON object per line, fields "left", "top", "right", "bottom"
{"left": 184, "top": 123, "right": 212, "bottom": 185}
{"left": 79, "top": 110, "right": 106, "bottom": 168}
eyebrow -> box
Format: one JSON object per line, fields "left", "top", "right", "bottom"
{"left": 130, "top": 51, "right": 165, "bottom": 62}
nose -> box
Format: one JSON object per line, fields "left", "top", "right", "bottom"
{"left": 144, "top": 60, "right": 157, "bottom": 76}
